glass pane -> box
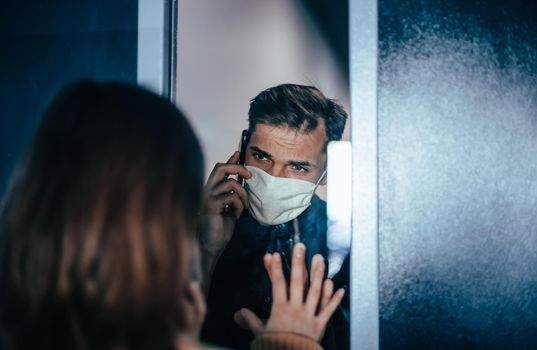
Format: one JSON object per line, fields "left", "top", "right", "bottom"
{"left": 176, "top": 1, "right": 351, "bottom": 349}
{"left": 0, "top": 0, "right": 138, "bottom": 198}
{"left": 379, "top": 0, "right": 537, "bottom": 348}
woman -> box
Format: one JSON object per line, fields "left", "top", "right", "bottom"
{"left": 0, "top": 81, "right": 343, "bottom": 350}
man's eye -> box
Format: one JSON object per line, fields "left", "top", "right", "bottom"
{"left": 253, "top": 152, "right": 268, "bottom": 161}
{"left": 291, "top": 164, "right": 308, "bottom": 172}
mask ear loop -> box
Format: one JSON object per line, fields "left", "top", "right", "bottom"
{"left": 315, "top": 169, "right": 327, "bottom": 187}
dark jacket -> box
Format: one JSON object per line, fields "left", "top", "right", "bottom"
{"left": 201, "top": 196, "right": 348, "bottom": 350}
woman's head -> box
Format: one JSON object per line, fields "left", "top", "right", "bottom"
{"left": 0, "top": 81, "right": 204, "bottom": 349}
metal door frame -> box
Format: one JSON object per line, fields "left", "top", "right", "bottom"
{"left": 137, "top": 0, "right": 177, "bottom": 101}
{"left": 350, "top": 0, "right": 379, "bottom": 348}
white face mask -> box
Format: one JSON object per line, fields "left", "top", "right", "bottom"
{"left": 244, "top": 165, "right": 325, "bottom": 226}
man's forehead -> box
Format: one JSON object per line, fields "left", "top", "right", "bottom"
{"left": 249, "top": 124, "right": 326, "bottom": 161}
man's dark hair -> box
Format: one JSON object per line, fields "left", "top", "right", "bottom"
{"left": 0, "top": 81, "right": 204, "bottom": 350}
{"left": 247, "top": 84, "right": 347, "bottom": 147}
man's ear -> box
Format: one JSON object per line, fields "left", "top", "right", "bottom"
{"left": 319, "top": 172, "right": 327, "bottom": 186}
{"left": 320, "top": 151, "right": 328, "bottom": 186}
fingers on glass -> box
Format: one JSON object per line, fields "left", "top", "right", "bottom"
{"left": 263, "top": 253, "right": 273, "bottom": 279}
{"left": 305, "top": 254, "right": 325, "bottom": 314}
{"left": 270, "top": 252, "right": 287, "bottom": 302}
{"left": 320, "top": 278, "right": 334, "bottom": 310}
{"left": 235, "top": 308, "right": 264, "bottom": 336}
{"left": 269, "top": 244, "right": 344, "bottom": 324}
{"left": 318, "top": 288, "right": 345, "bottom": 323}
{"left": 290, "top": 243, "right": 306, "bottom": 304}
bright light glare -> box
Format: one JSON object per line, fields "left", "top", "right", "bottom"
{"left": 327, "top": 141, "right": 352, "bottom": 277}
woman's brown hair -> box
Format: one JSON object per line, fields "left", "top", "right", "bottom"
{"left": 0, "top": 81, "right": 204, "bottom": 349}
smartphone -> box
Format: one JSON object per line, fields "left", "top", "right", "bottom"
{"left": 237, "top": 129, "right": 250, "bottom": 186}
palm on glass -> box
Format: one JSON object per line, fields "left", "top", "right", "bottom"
{"left": 235, "top": 243, "right": 345, "bottom": 342}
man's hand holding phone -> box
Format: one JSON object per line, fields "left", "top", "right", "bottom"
{"left": 202, "top": 151, "right": 250, "bottom": 218}
{"left": 198, "top": 150, "right": 251, "bottom": 294}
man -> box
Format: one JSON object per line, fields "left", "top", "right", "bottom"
{"left": 198, "top": 84, "right": 348, "bottom": 349}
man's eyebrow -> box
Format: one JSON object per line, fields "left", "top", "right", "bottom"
{"left": 250, "top": 146, "right": 272, "bottom": 158}
{"left": 250, "top": 146, "right": 317, "bottom": 168}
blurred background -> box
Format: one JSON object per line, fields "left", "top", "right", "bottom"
{"left": 176, "top": 0, "right": 350, "bottom": 180}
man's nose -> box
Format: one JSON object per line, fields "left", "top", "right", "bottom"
{"left": 268, "top": 165, "right": 286, "bottom": 178}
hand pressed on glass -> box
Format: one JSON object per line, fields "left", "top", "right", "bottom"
{"left": 234, "top": 243, "right": 345, "bottom": 342}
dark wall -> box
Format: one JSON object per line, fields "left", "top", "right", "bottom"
{"left": 0, "top": 0, "right": 138, "bottom": 198}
